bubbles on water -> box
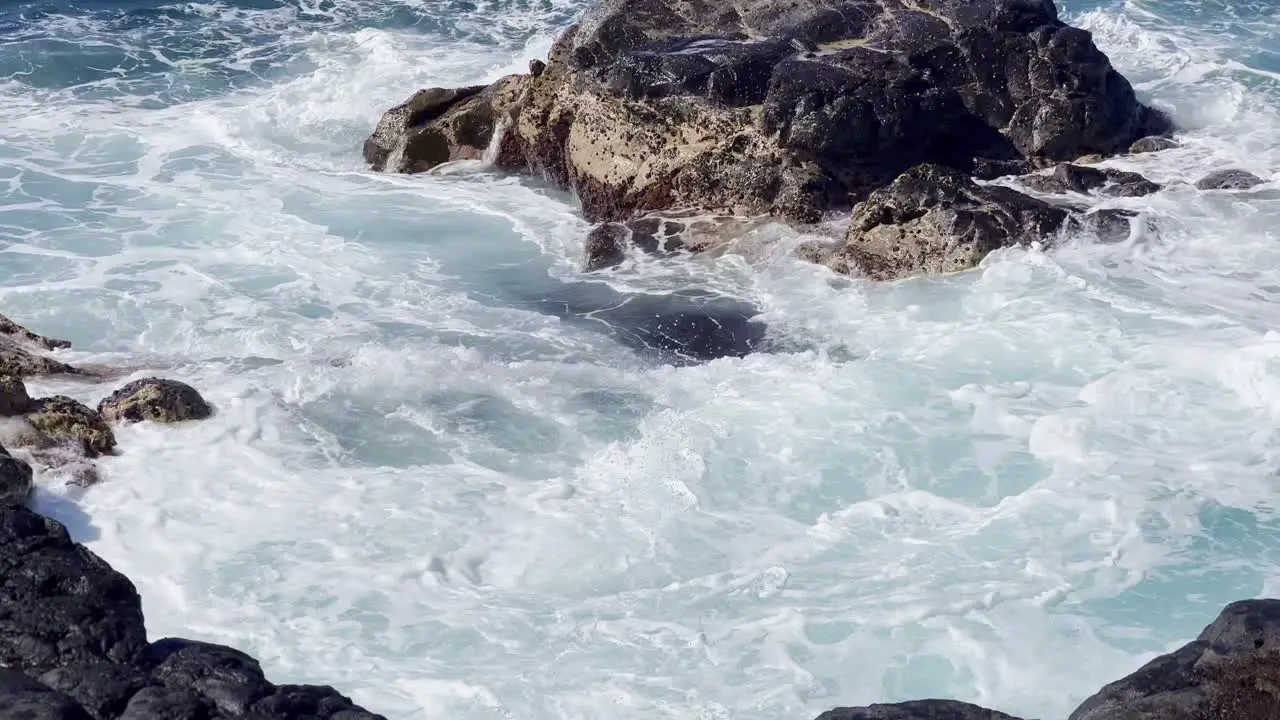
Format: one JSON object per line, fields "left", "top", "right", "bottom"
{"left": 5, "top": 0, "right": 1280, "bottom": 719}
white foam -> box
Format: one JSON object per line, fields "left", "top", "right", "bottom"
{"left": 5, "top": 0, "right": 1280, "bottom": 719}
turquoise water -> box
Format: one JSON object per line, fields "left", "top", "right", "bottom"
{"left": 4, "top": 0, "right": 1280, "bottom": 718}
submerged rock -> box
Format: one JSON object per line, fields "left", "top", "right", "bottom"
{"left": 26, "top": 397, "right": 115, "bottom": 457}
{"left": 0, "top": 445, "right": 33, "bottom": 508}
{"left": 1019, "top": 163, "right": 1161, "bottom": 197}
{"left": 367, "top": 0, "right": 1170, "bottom": 233}
{"left": 1195, "top": 169, "right": 1266, "bottom": 190}
{"left": 817, "top": 700, "right": 1026, "bottom": 720}
{"left": 1069, "top": 599, "right": 1280, "bottom": 720}
{"left": 0, "top": 376, "right": 30, "bottom": 416}
{"left": 812, "top": 164, "right": 1071, "bottom": 280}
{"left": 1130, "top": 135, "right": 1177, "bottom": 154}
{"left": 97, "top": 378, "right": 212, "bottom": 425}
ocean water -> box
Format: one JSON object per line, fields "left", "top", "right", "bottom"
{"left": 3, "top": 0, "right": 1280, "bottom": 718}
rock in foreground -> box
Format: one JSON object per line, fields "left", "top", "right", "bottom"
{"left": 817, "top": 700, "right": 1025, "bottom": 719}
{"left": 1069, "top": 599, "right": 1280, "bottom": 720}
{"left": 367, "top": 0, "right": 1171, "bottom": 244}
{"left": 97, "top": 378, "right": 212, "bottom": 424}
{"left": 26, "top": 396, "right": 116, "bottom": 458}
{"left": 0, "top": 505, "right": 385, "bottom": 720}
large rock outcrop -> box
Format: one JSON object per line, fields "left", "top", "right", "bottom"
{"left": 0, "top": 505, "right": 385, "bottom": 720}
{"left": 366, "top": 0, "right": 1170, "bottom": 278}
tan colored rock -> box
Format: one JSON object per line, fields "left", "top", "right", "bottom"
{"left": 26, "top": 396, "right": 115, "bottom": 457}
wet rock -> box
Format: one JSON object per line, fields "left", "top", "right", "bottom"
{"left": 251, "top": 684, "right": 386, "bottom": 719}
{"left": 0, "top": 506, "right": 150, "bottom": 674}
{"left": 0, "top": 338, "right": 82, "bottom": 379}
{"left": 1196, "top": 169, "right": 1266, "bottom": 190}
{"left": 148, "top": 639, "right": 272, "bottom": 717}
{"left": 0, "top": 670, "right": 93, "bottom": 720}
{"left": 1069, "top": 599, "right": 1280, "bottom": 720}
{"left": 529, "top": 59, "right": 547, "bottom": 78}
{"left": 26, "top": 396, "right": 115, "bottom": 457}
{"left": 0, "top": 446, "right": 34, "bottom": 508}
{"left": 368, "top": 0, "right": 1170, "bottom": 229}
{"left": 116, "top": 686, "right": 211, "bottom": 720}
{"left": 39, "top": 663, "right": 149, "bottom": 720}
{"left": 584, "top": 222, "right": 630, "bottom": 271}
{"left": 0, "top": 375, "right": 31, "bottom": 415}
{"left": 97, "top": 377, "right": 212, "bottom": 424}
{"left": 1130, "top": 135, "right": 1177, "bottom": 154}
{"left": 816, "top": 164, "right": 1070, "bottom": 280}
{"left": 1020, "top": 163, "right": 1161, "bottom": 197}
{"left": 816, "top": 699, "right": 1026, "bottom": 720}
{"left": 0, "top": 313, "right": 71, "bottom": 351}
{"left": 0, "top": 420, "right": 102, "bottom": 489}
{"left": 363, "top": 78, "right": 527, "bottom": 173}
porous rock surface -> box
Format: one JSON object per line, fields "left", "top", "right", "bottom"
{"left": 26, "top": 396, "right": 117, "bottom": 458}
{"left": 0, "top": 443, "right": 34, "bottom": 508}
{"left": 0, "top": 313, "right": 81, "bottom": 378}
{"left": 800, "top": 164, "right": 1084, "bottom": 279}
{"left": 0, "top": 505, "right": 386, "bottom": 720}
{"left": 97, "top": 377, "right": 213, "bottom": 424}
{"left": 367, "top": 0, "right": 1171, "bottom": 278}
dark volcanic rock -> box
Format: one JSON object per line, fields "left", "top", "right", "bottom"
{"left": 814, "top": 164, "right": 1071, "bottom": 280}
{"left": 1020, "top": 163, "right": 1161, "bottom": 197}
{"left": 1069, "top": 599, "right": 1280, "bottom": 720}
{"left": 116, "top": 686, "right": 211, "bottom": 720}
{"left": 584, "top": 222, "right": 630, "bottom": 271}
{"left": 148, "top": 639, "right": 272, "bottom": 717}
{"left": 26, "top": 396, "right": 116, "bottom": 457}
{"left": 367, "top": 0, "right": 1170, "bottom": 231}
{"left": 0, "top": 506, "right": 150, "bottom": 675}
{"left": 0, "top": 670, "right": 94, "bottom": 720}
{"left": 0, "top": 446, "right": 34, "bottom": 508}
{"left": 1, "top": 375, "right": 31, "bottom": 415}
{"left": 1195, "top": 169, "right": 1266, "bottom": 190}
{"left": 97, "top": 378, "right": 212, "bottom": 425}
{"left": 1130, "top": 135, "right": 1177, "bottom": 154}
{"left": 817, "top": 699, "right": 1026, "bottom": 720}
{"left": 39, "top": 663, "right": 150, "bottom": 720}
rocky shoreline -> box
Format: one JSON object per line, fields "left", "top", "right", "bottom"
{"left": 364, "top": 0, "right": 1273, "bottom": 281}
{"left": 3, "top": 310, "right": 1280, "bottom": 717}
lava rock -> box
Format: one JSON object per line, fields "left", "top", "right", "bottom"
{"left": 1195, "top": 169, "right": 1266, "bottom": 190}
{"left": 0, "top": 447, "right": 34, "bottom": 508}
{"left": 0, "top": 506, "right": 150, "bottom": 675}
{"left": 38, "top": 663, "right": 149, "bottom": 720}
{"left": 0, "top": 313, "right": 72, "bottom": 351}
{"left": 252, "top": 684, "right": 387, "bottom": 719}
{"left": 97, "top": 377, "right": 212, "bottom": 424}
{"left": 147, "top": 639, "right": 273, "bottom": 717}
{"left": 116, "top": 686, "right": 212, "bottom": 720}
{"left": 0, "top": 338, "right": 82, "bottom": 378}
{"left": 1130, "top": 136, "right": 1177, "bottom": 154}
{"left": 26, "top": 396, "right": 116, "bottom": 457}
{"left": 1069, "top": 599, "right": 1280, "bottom": 720}
{"left": 0, "top": 670, "right": 93, "bottom": 720}
{"left": 0, "top": 375, "right": 31, "bottom": 415}
{"left": 817, "top": 164, "right": 1070, "bottom": 280}
{"left": 367, "top": 0, "right": 1170, "bottom": 232}
{"left": 1020, "top": 163, "right": 1161, "bottom": 197}
{"left": 584, "top": 222, "right": 630, "bottom": 271}
{"left": 816, "top": 699, "right": 1026, "bottom": 720}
